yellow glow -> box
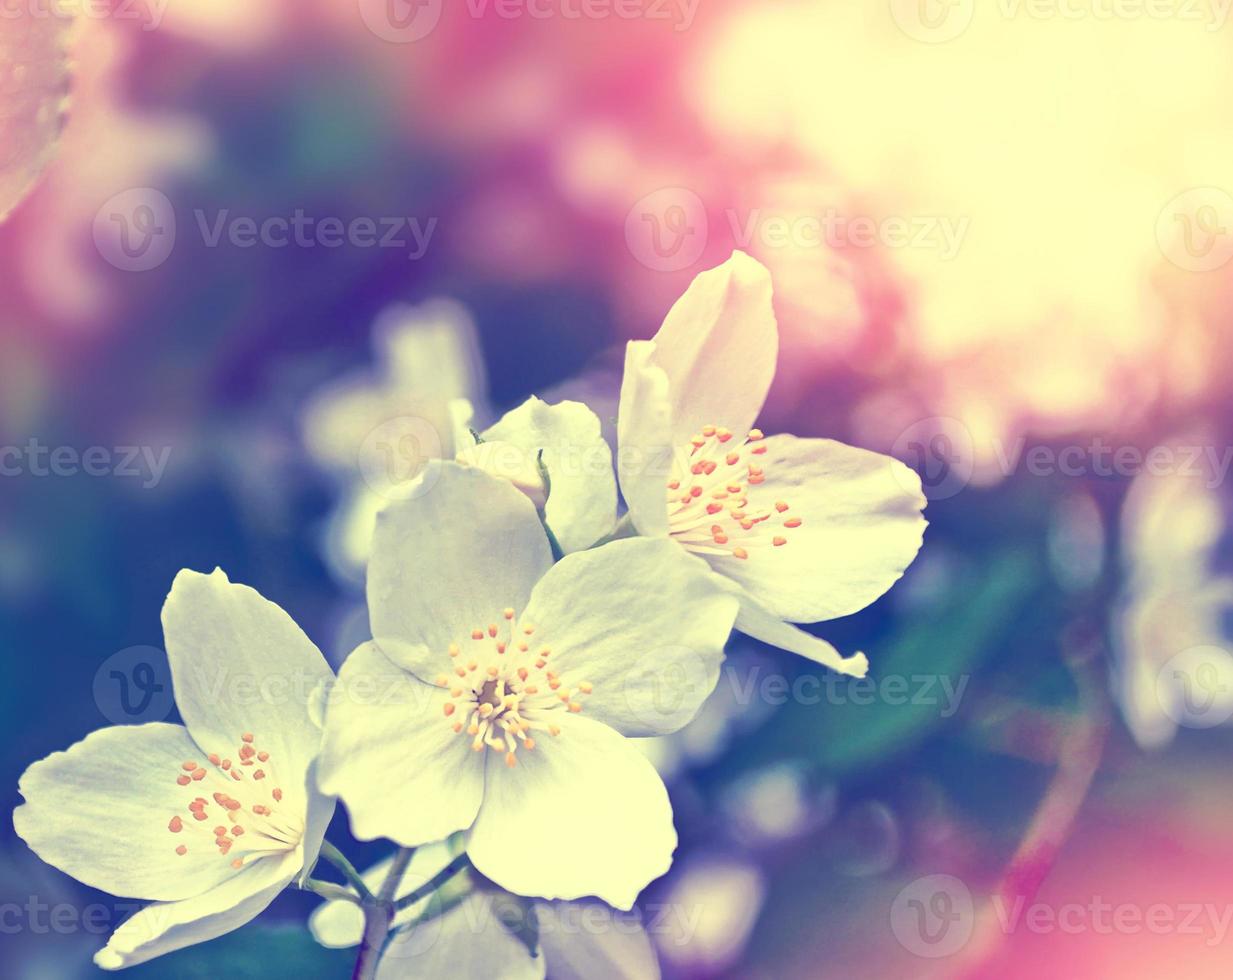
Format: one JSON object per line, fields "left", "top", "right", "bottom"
{"left": 692, "top": 3, "right": 1233, "bottom": 429}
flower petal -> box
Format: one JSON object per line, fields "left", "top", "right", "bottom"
{"left": 367, "top": 462, "right": 553, "bottom": 680}
{"left": 161, "top": 568, "right": 335, "bottom": 792}
{"left": 374, "top": 299, "right": 486, "bottom": 403}
{"left": 647, "top": 251, "right": 777, "bottom": 448}
{"left": 735, "top": 597, "right": 869, "bottom": 678}
{"left": 376, "top": 893, "right": 545, "bottom": 980}
{"left": 468, "top": 716, "right": 676, "bottom": 910}
{"left": 519, "top": 539, "right": 737, "bottom": 736}
{"left": 711, "top": 435, "right": 926, "bottom": 623}
{"left": 318, "top": 642, "right": 485, "bottom": 846}
{"left": 616, "top": 341, "right": 673, "bottom": 538}
{"left": 309, "top": 841, "right": 459, "bottom": 948}
{"left": 481, "top": 397, "right": 618, "bottom": 554}
{"left": 536, "top": 900, "right": 661, "bottom": 980}
{"left": 93, "top": 852, "right": 298, "bottom": 970}
{"left": 14, "top": 723, "right": 251, "bottom": 902}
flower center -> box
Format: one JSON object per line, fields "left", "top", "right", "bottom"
{"left": 435, "top": 608, "right": 593, "bottom": 768}
{"left": 665, "top": 425, "right": 802, "bottom": 560}
{"left": 165, "top": 733, "right": 300, "bottom": 869}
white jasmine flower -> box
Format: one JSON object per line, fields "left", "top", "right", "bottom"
{"left": 318, "top": 463, "right": 738, "bottom": 909}
{"left": 311, "top": 846, "right": 660, "bottom": 980}
{"left": 1113, "top": 464, "right": 1233, "bottom": 748}
{"left": 455, "top": 395, "right": 617, "bottom": 553}
{"left": 302, "top": 300, "right": 487, "bottom": 579}
{"left": 13, "top": 570, "right": 336, "bottom": 969}
{"left": 616, "top": 251, "right": 927, "bottom": 677}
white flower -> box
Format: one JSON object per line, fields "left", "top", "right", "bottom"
{"left": 455, "top": 395, "right": 618, "bottom": 553}
{"left": 616, "top": 251, "right": 927, "bottom": 677}
{"left": 318, "top": 462, "right": 738, "bottom": 909}
{"left": 13, "top": 569, "right": 336, "bottom": 969}
{"left": 302, "top": 300, "right": 487, "bottom": 580}
{"left": 1113, "top": 464, "right": 1233, "bottom": 748}
{"left": 310, "top": 844, "right": 660, "bottom": 980}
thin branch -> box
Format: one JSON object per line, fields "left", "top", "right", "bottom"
{"left": 319, "top": 841, "right": 374, "bottom": 903}
{"left": 392, "top": 853, "right": 472, "bottom": 912}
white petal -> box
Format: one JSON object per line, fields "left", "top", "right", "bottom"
{"left": 301, "top": 373, "right": 459, "bottom": 473}
{"left": 536, "top": 901, "right": 661, "bottom": 980}
{"left": 14, "top": 723, "right": 254, "bottom": 902}
{"left": 298, "top": 759, "right": 337, "bottom": 886}
{"left": 468, "top": 716, "right": 676, "bottom": 910}
{"left": 456, "top": 440, "right": 549, "bottom": 509}
{"left": 735, "top": 597, "right": 869, "bottom": 678}
{"left": 648, "top": 251, "right": 777, "bottom": 448}
{"left": 519, "top": 539, "right": 737, "bottom": 736}
{"left": 375, "top": 300, "right": 486, "bottom": 402}
{"left": 323, "top": 485, "right": 387, "bottom": 581}
{"left": 318, "top": 642, "right": 485, "bottom": 846}
{"left": 367, "top": 462, "right": 553, "bottom": 679}
{"left": 94, "top": 852, "right": 298, "bottom": 970}
{"left": 309, "top": 841, "right": 458, "bottom": 948}
{"left": 616, "top": 341, "right": 673, "bottom": 538}
{"left": 161, "top": 568, "right": 335, "bottom": 791}
{"left": 482, "top": 397, "right": 618, "bottom": 554}
{"left": 710, "top": 435, "right": 926, "bottom": 623}
{"left": 376, "top": 893, "right": 545, "bottom": 980}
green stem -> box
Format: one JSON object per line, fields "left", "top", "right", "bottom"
{"left": 390, "top": 888, "right": 470, "bottom": 937}
{"left": 319, "top": 841, "right": 374, "bottom": 903}
{"left": 301, "top": 878, "right": 361, "bottom": 904}
{"left": 392, "top": 854, "right": 471, "bottom": 912}
{"left": 350, "top": 848, "right": 415, "bottom": 980}
{"left": 379, "top": 848, "right": 415, "bottom": 902}
{"left": 352, "top": 900, "right": 393, "bottom": 980}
